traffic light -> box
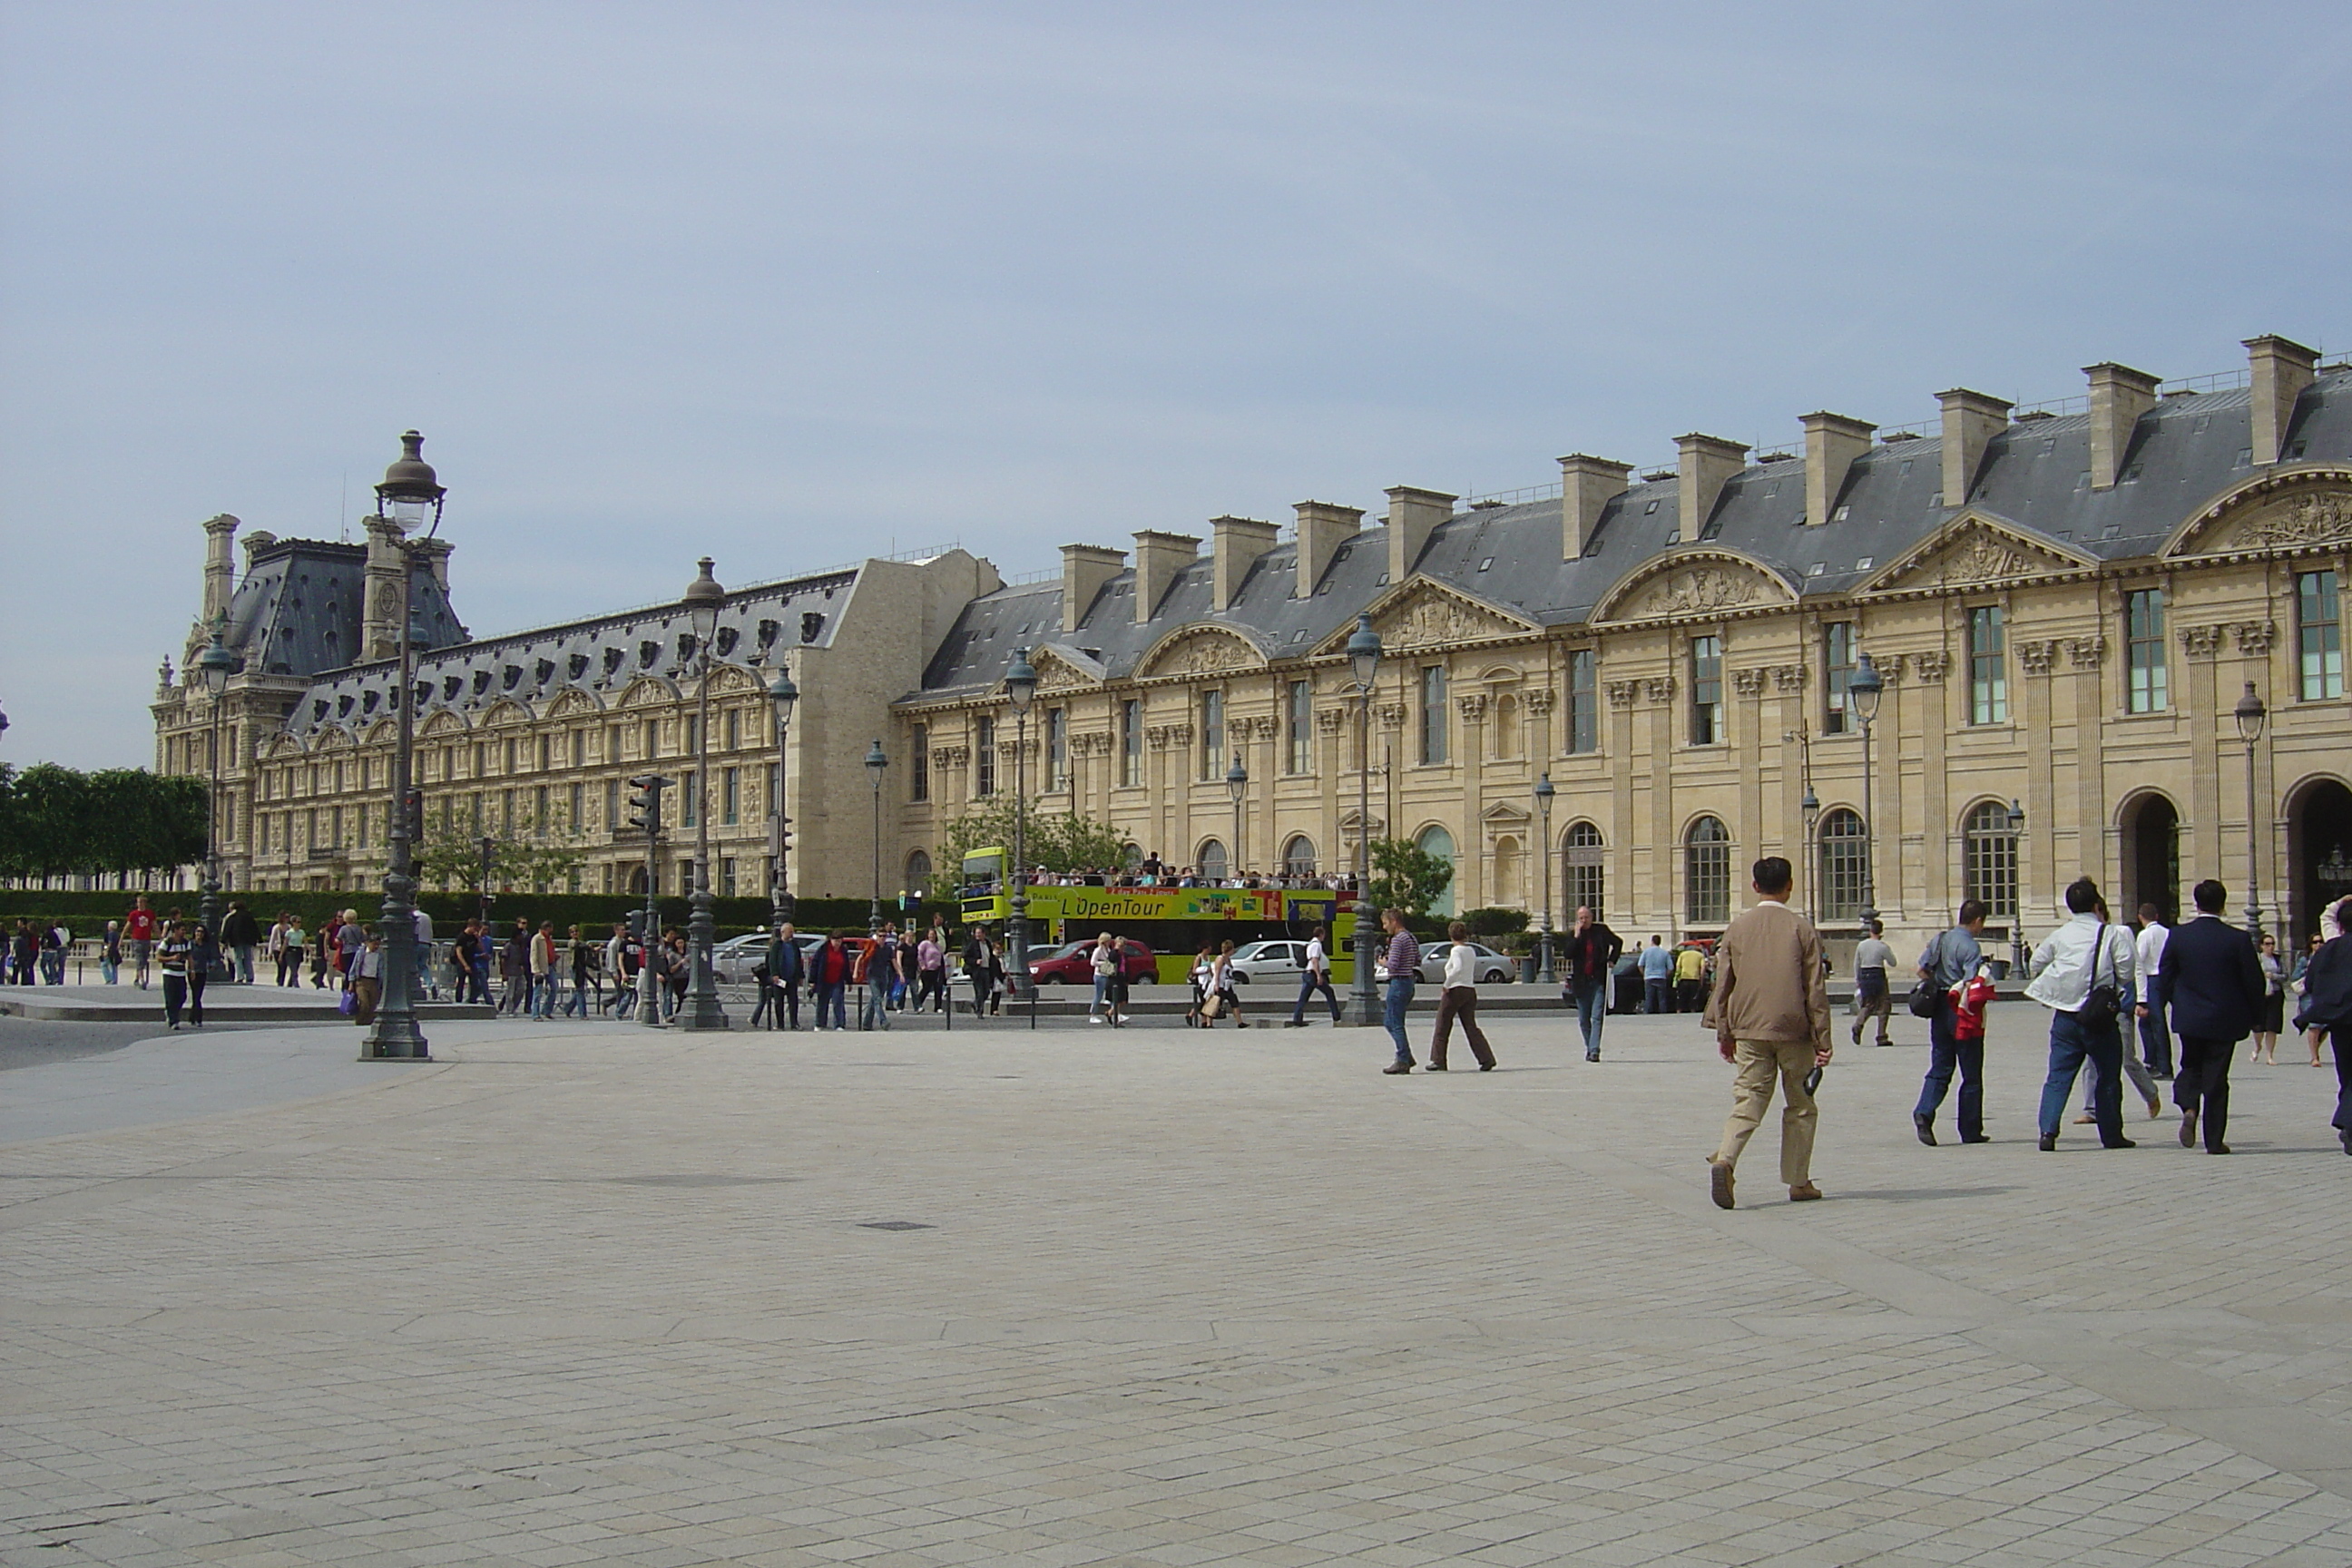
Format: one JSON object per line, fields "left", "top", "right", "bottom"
{"left": 627, "top": 774, "right": 670, "bottom": 837}
{"left": 403, "top": 788, "right": 426, "bottom": 844}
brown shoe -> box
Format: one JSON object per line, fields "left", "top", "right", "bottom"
{"left": 1709, "top": 1161, "right": 1735, "bottom": 1210}
{"left": 1788, "top": 1183, "right": 1825, "bottom": 1202}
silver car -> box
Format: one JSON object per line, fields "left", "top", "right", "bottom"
{"left": 1224, "top": 938, "right": 1311, "bottom": 985}
{"left": 1375, "top": 940, "right": 1515, "bottom": 985}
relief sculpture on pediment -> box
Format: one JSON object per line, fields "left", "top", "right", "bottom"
{"left": 2224, "top": 490, "right": 2352, "bottom": 552}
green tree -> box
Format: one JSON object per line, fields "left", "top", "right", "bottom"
{"left": 416, "top": 800, "right": 589, "bottom": 896}
{"left": 0, "top": 764, "right": 204, "bottom": 882}
{"left": 924, "top": 798, "right": 1128, "bottom": 903}
{"left": 1365, "top": 837, "right": 1454, "bottom": 920}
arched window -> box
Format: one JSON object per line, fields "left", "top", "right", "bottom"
{"left": 1416, "top": 825, "right": 1458, "bottom": 917}
{"left": 1818, "top": 808, "right": 1868, "bottom": 924}
{"left": 1198, "top": 838, "right": 1229, "bottom": 882}
{"left": 1282, "top": 835, "right": 1317, "bottom": 877}
{"left": 1563, "top": 821, "right": 1605, "bottom": 921}
{"left": 1121, "top": 841, "right": 1143, "bottom": 869}
{"left": 1685, "top": 816, "right": 1732, "bottom": 926}
{"left": 906, "top": 848, "right": 933, "bottom": 890}
{"left": 1964, "top": 801, "right": 2019, "bottom": 917}
{"left": 1493, "top": 834, "right": 1524, "bottom": 908}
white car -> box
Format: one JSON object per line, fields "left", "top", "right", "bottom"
{"left": 711, "top": 932, "right": 826, "bottom": 984}
{"left": 1223, "top": 938, "right": 1312, "bottom": 985}
{"left": 1375, "top": 940, "right": 1515, "bottom": 985}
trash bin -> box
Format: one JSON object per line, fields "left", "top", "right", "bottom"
{"left": 1517, "top": 955, "right": 1537, "bottom": 984}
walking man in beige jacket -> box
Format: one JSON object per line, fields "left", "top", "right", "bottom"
{"left": 1702, "top": 857, "right": 1834, "bottom": 1210}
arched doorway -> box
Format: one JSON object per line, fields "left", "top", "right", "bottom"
{"left": 2119, "top": 792, "right": 2180, "bottom": 924}
{"left": 1562, "top": 822, "right": 1605, "bottom": 922}
{"left": 2288, "top": 777, "right": 2352, "bottom": 944}
{"left": 1416, "top": 825, "right": 1458, "bottom": 917}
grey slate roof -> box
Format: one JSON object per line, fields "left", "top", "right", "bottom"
{"left": 225, "top": 538, "right": 465, "bottom": 680}
{"left": 915, "top": 368, "right": 2352, "bottom": 701}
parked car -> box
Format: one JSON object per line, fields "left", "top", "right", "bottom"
{"left": 1029, "top": 936, "right": 1156, "bottom": 985}
{"left": 713, "top": 932, "right": 828, "bottom": 984}
{"left": 1224, "top": 938, "right": 1310, "bottom": 985}
{"left": 1375, "top": 939, "right": 1515, "bottom": 985}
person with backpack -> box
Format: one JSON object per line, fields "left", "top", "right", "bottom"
{"left": 2025, "top": 877, "right": 2140, "bottom": 1152}
{"left": 1910, "top": 899, "right": 1988, "bottom": 1147}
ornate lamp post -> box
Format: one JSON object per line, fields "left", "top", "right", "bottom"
{"left": 2234, "top": 682, "right": 2267, "bottom": 936}
{"left": 1534, "top": 772, "right": 1555, "bottom": 984}
{"left": 366, "top": 431, "right": 444, "bottom": 1061}
{"left": 1849, "top": 652, "right": 1885, "bottom": 936}
{"left": 1225, "top": 750, "right": 1248, "bottom": 880}
{"left": 195, "top": 616, "right": 236, "bottom": 953}
{"left": 865, "top": 740, "right": 889, "bottom": 937}
{"left": 680, "top": 558, "right": 728, "bottom": 1031}
{"left": 1004, "top": 649, "right": 1036, "bottom": 996}
{"left": 1799, "top": 784, "right": 1820, "bottom": 925}
{"left": 1346, "top": 613, "right": 1383, "bottom": 1025}
{"left": 2005, "top": 799, "right": 2027, "bottom": 975}
{"left": 768, "top": 662, "right": 799, "bottom": 931}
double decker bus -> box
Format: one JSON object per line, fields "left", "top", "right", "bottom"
{"left": 957, "top": 848, "right": 1358, "bottom": 984}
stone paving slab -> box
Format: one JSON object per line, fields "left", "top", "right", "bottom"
{"left": 3, "top": 1008, "right": 2349, "bottom": 1565}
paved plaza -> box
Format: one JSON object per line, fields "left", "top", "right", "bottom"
{"left": 5, "top": 1003, "right": 2352, "bottom": 1567}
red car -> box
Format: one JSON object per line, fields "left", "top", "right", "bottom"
{"left": 1028, "top": 937, "right": 1157, "bottom": 986}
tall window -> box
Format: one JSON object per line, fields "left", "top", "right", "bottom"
{"left": 1045, "top": 709, "right": 1067, "bottom": 791}
{"left": 2122, "top": 587, "right": 2169, "bottom": 713}
{"left": 1968, "top": 605, "right": 2008, "bottom": 723}
{"left": 1282, "top": 835, "right": 1317, "bottom": 877}
{"left": 1286, "top": 680, "right": 1311, "bottom": 774}
{"left": 1200, "top": 690, "right": 1224, "bottom": 779}
{"left": 1120, "top": 699, "right": 1142, "bottom": 787}
{"left": 723, "top": 709, "right": 740, "bottom": 750}
{"left": 975, "top": 717, "right": 996, "bottom": 797}
{"left": 2300, "top": 570, "right": 2344, "bottom": 700}
{"left": 642, "top": 720, "right": 658, "bottom": 761}
{"left": 906, "top": 848, "right": 932, "bottom": 888}
{"left": 1685, "top": 816, "right": 1731, "bottom": 925}
{"left": 604, "top": 778, "right": 619, "bottom": 832}
{"left": 536, "top": 734, "right": 550, "bottom": 772}
{"left": 765, "top": 762, "right": 778, "bottom": 818}
{"left": 1419, "top": 666, "right": 1447, "bottom": 764}
{"left": 573, "top": 730, "right": 587, "bottom": 768}
{"left": 1198, "top": 838, "right": 1229, "bottom": 881}
{"left": 1818, "top": 808, "right": 1868, "bottom": 924}
{"left": 1566, "top": 649, "right": 1597, "bottom": 754}
{"left": 569, "top": 781, "right": 584, "bottom": 830}
{"left": 1690, "top": 635, "right": 1723, "bottom": 745}
{"left": 1823, "top": 622, "right": 1857, "bottom": 734}
{"left": 1964, "top": 800, "right": 2019, "bottom": 917}
{"left": 721, "top": 767, "right": 739, "bottom": 826}
{"left": 1564, "top": 821, "right": 1605, "bottom": 920}
{"left": 910, "top": 724, "right": 929, "bottom": 801}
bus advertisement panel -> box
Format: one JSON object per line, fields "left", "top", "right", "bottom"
{"left": 959, "top": 870, "right": 1355, "bottom": 983}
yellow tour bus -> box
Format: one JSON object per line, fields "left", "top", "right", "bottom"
{"left": 956, "top": 848, "right": 1358, "bottom": 985}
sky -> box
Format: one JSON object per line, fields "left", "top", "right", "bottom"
{"left": 4, "top": 1, "right": 2350, "bottom": 769}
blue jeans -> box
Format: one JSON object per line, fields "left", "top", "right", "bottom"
{"left": 1291, "top": 971, "right": 1339, "bottom": 1023}
{"left": 1573, "top": 978, "right": 1606, "bottom": 1057}
{"left": 1383, "top": 977, "right": 1416, "bottom": 1063}
{"left": 2138, "top": 1000, "right": 2174, "bottom": 1077}
{"left": 534, "top": 976, "right": 557, "bottom": 1019}
{"left": 816, "top": 981, "right": 847, "bottom": 1029}
{"left": 1092, "top": 974, "right": 1111, "bottom": 1015}
{"left": 861, "top": 978, "right": 892, "bottom": 1030}
{"left": 1914, "top": 995, "right": 1983, "bottom": 1139}
{"left": 1643, "top": 976, "right": 1670, "bottom": 1014}
{"left": 2040, "top": 1007, "right": 2124, "bottom": 1144}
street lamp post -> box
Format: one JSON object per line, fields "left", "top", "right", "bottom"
{"left": 1004, "top": 650, "right": 1036, "bottom": 1002}
{"left": 2235, "top": 682, "right": 2267, "bottom": 937}
{"left": 864, "top": 740, "right": 889, "bottom": 939}
{"left": 768, "top": 662, "right": 799, "bottom": 932}
{"left": 366, "top": 431, "right": 444, "bottom": 1061}
{"left": 680, "top": 559, "right": 728, "bottom": 1031}
{"left": 1849, "top": 652, "right": 1885, "bottom": 936}
{"left": 1799, "top": 785, "right": 1820, "bottom": 925}
{"left": 2005, "top": 799, "right": 2027, "bottom": 975}
{"left": 477, "top": 835, "right": 496, "bottom": 937}
{"left": 195, "top": 616, "right": 236, "bottom": 956}
{"left": 1226, "top": 751, "right": 1248, "bottom": 880}
{"left": 1346, "top": 614, "right": 1383, "bottom": 1026}
{"left": 1534, "top": 773, "right": 1555, "bottom": 984}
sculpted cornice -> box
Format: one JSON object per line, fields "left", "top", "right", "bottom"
{"left": 1309, "top": 576, "right": 1541, "bottom": 658}
{"left": 1590, "top": 548, "right": 1798, "bottom": 625}
{"left": 1132, "top": 623, "right": 1271, "bottom": 683}
{"left": 2162, "top": 465, "right": 2352, "bottom": 561}
{"left": 1860, "top": 511, "right": 2095, "bottom": 599}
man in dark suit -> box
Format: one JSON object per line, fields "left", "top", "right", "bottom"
{"left": 2153, "top": 878, "right": 2265, "bottom": 1155}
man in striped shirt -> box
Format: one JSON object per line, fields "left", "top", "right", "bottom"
{"left": 1378, "top": 908, "right": 1421, "bottom": 1075}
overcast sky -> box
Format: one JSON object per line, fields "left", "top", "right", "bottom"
{"left": 4, "top": 2, "right": 2349, "bottom": 769}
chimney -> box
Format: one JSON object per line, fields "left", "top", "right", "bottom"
{"left": 2084, "top": 361, "right": 2159, "bottom": 490}
{"left": 1292, "top": 500, "right": 1363, "bottom": 598}
{"left": 240, "top": 529, "right": 278, "bottom": 569}
{"left": 1385, "top": 485, "right": 1456, "bottom": 583}
{"left": 1210, "top": 515, "right": 1279, "bottom": 612}
{"left": 1131, "top": 529, "right": 1199, "bottom": 623}
{"left": 1059, "top": 543, "right": 1125, "bottom": 633}
{"left": 361, "top": 513, "right": 407, "bottom": 662}
{"left": 201, "top": 513, "right": 240, "bottom": 623}
{"left": 414, "top": 535, "right": 456, "bottom": 595}
{"left": 1936, "top": 388, "right": 2012, "bottom": 508}
{"left": 1675, "top": 434, "right": 1749, "bottom": 539}
{"left": 1798, "top": 414, "right": 1874, "bottom": 527}
{"left": 2244, "top": 334, "right": 2319, "bottom": 466}
{"left": 1557, "top": 455, "right": 1632, "bottom": 559}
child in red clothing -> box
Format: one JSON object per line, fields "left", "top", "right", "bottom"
{"left": 1951, "top": 961, "right": 1998, "bottom": 1041}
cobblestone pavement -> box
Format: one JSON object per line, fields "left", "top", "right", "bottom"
{"left": 5, "top": 1007, "right": 2350, "bottom": 1566}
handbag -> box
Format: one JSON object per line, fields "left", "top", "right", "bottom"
{"left": 2079, "top": 918, "right": 2122, "bottom": 1032}
{"left": 1200, "top": 991, "right": 1224, "bottom": 1018}
{"left": 337, "top": 985, "right": 357, "bottom": 1016}
{"left": 1906, "top": 933, "right": 1945, "bottom": 1019}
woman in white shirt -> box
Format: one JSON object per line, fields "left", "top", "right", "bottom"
{"left": 1427, "top": 921, "right": 1497, "bottom": 1070}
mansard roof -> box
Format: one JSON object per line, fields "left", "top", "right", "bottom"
{"left": 281, "top": 564, "right": 858, "bottom": 739}
{"left": 223, "top": 537, "right": 465, "bottom": 680}
{"left": 912, "top": 366, "right": 2352, "bottom": 701}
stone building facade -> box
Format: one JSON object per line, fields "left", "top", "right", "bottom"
{"left": 151, "top": 334, "right": 2352, "bottom": 957}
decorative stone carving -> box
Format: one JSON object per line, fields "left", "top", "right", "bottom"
{"left": 1250, "top": 715, "right": 1282, "bottom": 740}
{"left": 1144, "top": 725, "right": 1172, "bottom": 750}
{"left": 2065, "top": 636, "right": 2107, "bottom": 670}
{"left": 1167, "top": 722, "right": 1193, "bottom": 747}
{"left": 2234, "top": 622, "right": 2277, "bottom": 655}
{"left": 1643, "top": 675, "right": 1678, "bottom": 703}
{"left": 935, "top": 745, "right": 969, "bottom": 767}
{"left": 2233, "top": 490, "right": 2352, "bottom": 551}
{"left": 1455, "top": 693, "right": 1489, "bottom": 721}
{"left": 1938, "top": 534, "right": 2033, "bottom": 585}
{"left": 1143, "top": 629, "right": 1259, "bottom": 680}
{"left": 1624, "top": 567, "right": 1762, "bottom": 620}
{"left": 1606, "top": 680, "right": 1638, "bottom": 709}
{"left": 2017, "top": 639, "right": 2059, "bottom": 675}
{"left": 1376, "top": 702, "right": 1408, "bottom": 730}
{"left": 1911, "top": 651, "right": 1952, "bottom": 683}
{"left": 1770, "top": 664, "right": 1808, "bottom": 691}
{"left": 1730, "top": 668, "right": 1768, "bottom": 697}
{"left": 1524, "top": 689, "right": 1556, "bottom": 715}
{"left": 1377, "top": 589, "right": 1530, "bottom": 650}
{"left": 1314, "top": 708, "right": 1347, "bottom": 735}
{"left": 2179, "top": 625, "right": 2225, "bottom": 659}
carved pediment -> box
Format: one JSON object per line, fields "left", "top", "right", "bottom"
{"left": 1865, "top": 515, "right": 2092, "bottom": 594}
{"left": 1028, "top": 643, "right": 1105, "bottom": 692}
{"left": 2168, "top": 471, "right": 2352, "bottom": 558}
{"left": 1136, "top": 625, "right": 1268, "bottom": 681}
{"left": 1592, "top": 550, "right": 1797, "bottom": 624}
{"left": 1314, "top": 579, "right": 1539, "bottom": 658}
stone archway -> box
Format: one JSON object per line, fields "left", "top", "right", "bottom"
{"left": 2288, "top": 778, "right": 2352, "bottom": 944}
{"left": 2119, "top": 791, "right": 2180, "bottom": 924}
